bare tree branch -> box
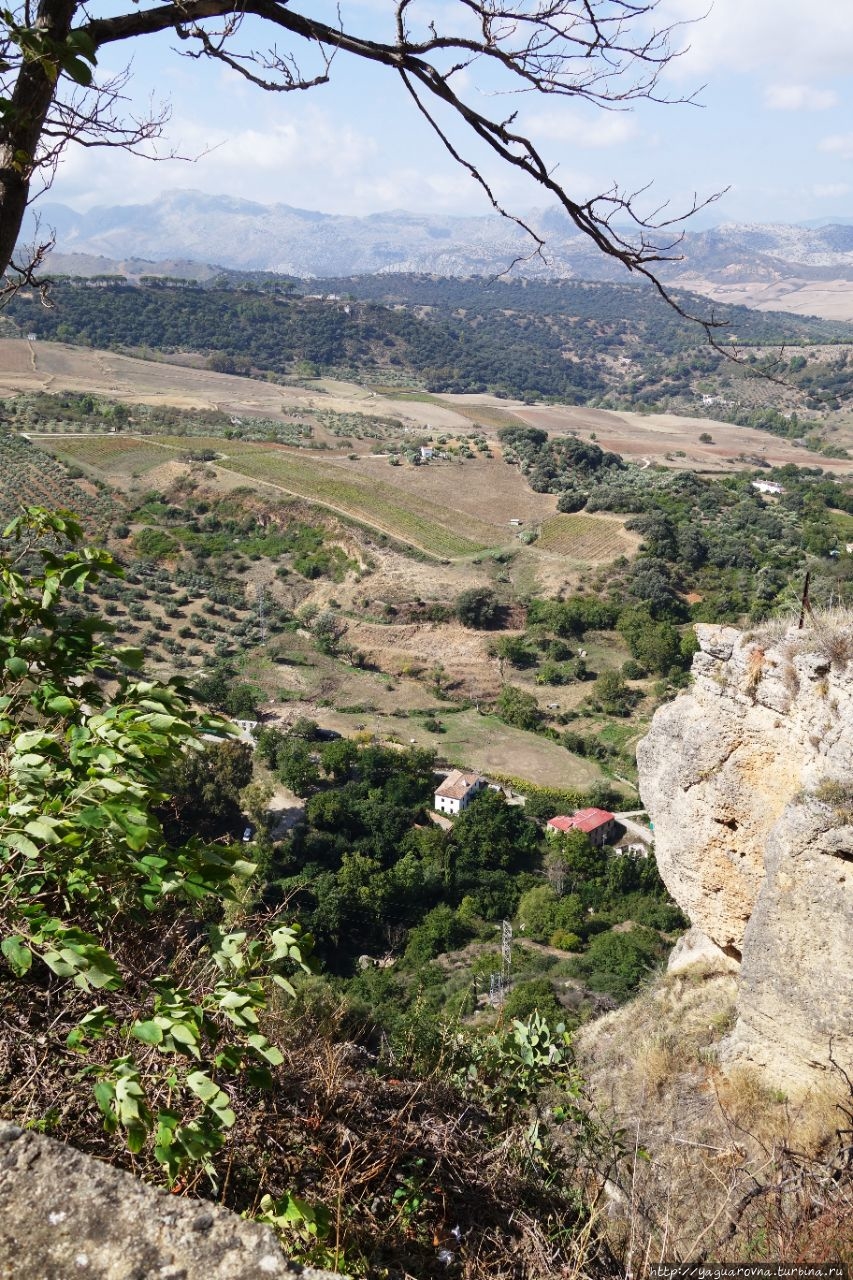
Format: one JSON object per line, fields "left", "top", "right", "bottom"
{"left": 0, "top": 0, "right": 723, "bottom": 331}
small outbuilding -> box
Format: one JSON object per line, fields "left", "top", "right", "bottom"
{"left": 434, "top": 769, "right": 487, "bottom": 816}
{"left": 546, "top": 808, "right": 617, "bottom": 847}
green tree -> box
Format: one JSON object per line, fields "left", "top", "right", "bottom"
{"left": 570, "top": 928, "right": 662, "bottom": 1001}
{"left": 502, "top": 978, "right": 563, "bottom": 1024}
{"left": 496, "top": 684, "right": 542, "bottom": 731}
{"left": 450, "top": 790, "right": 539, "bottom": 905}
{"left": 550, "top": 830, "right": 604, "bottom": 895}
{"left": 591, "top": 670, "right": 635, "bottom": 716}
{"left": 239, "top": 779, "right": 274, "bottom": 832}
{"left": 516, "top": 884, "right": 559, "bottom": 943}
{"left": 494, "top": 635, "right": 534, "bottom": 668}
{"left": 275, "top": 740, "right": 321, "bottom": 795}
{"left": 320, "top": 737, "right": 359, "bottom": 781}
{"left": 0, "top": 509, "right": 308, "bottom": 1185}
{"left": 404, "top": 905, "right": 473, "bottom": 967}
{"left": 165, "top": 739, "right": 254, "bottom": 839}
{"left": 456, "top": 589, "right": 502, "bottom": 629}
{"left": 618, "top": 606, "right": 683, "bottom": 675}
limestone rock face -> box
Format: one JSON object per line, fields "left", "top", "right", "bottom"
{"left": 0, "top": 1123, "right": 340, "bottom": 1280}
{"left": 666, "top": 925, "right": 739, "bottom": 976}
{"left": 637, "top": 623, "right": 853, "bottom": 1088}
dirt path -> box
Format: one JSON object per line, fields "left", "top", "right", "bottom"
{"left": 514, "top": 936, "right": 580, "bottom": 960}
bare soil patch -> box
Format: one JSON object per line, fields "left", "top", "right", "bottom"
{"left": 344, "top": 619, "right": 501, "bottom": 700}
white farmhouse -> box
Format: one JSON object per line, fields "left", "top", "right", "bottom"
{"left": 434, "top": 769, "right": 486, "bottom": 816}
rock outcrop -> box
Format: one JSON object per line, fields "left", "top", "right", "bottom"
{"left": 637, "top": 622, "right": 853, "bottom": 1090}
{"left": 0, "top": 1122, "right": 340, "bottom": 1280}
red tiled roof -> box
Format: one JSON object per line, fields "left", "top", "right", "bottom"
{"left": 547, "top": 808, "right": 615, "bottom": 834}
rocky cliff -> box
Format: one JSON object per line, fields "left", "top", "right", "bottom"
{"left": 637, "top": 620, "right": 853, "bottom": 1091}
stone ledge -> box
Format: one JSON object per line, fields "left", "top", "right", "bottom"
{"left": 0, "top": 1123, "right": 341, "bottom": 1280}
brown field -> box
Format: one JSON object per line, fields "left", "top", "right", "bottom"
{"left": 514, "top": 403, "right": 853, "bottom": 474}
{"left": 0, "top": 338, "right": 493, "bottom": 438}
{"left": 0, "top": 340, "right": 311, "bottom": 415}
{"left": 536, "top": 513, "right": 639, "bottom": 561}
{"left": 344, "top": 619, "right": 502, "bottom": 701}
{"left": 678, "top": 276, "right": 853, "bottom": 323}
{"left": 214, "top": 446, "right": 498, "bottom": 557}
{"left": 352, "top": 454, "right": 557, "bottom": 527}
{"left": 8, "top": 337, "right": 843, "bottom": 478}
{"left": 0, "top": 339, "right": 34, "bottom": 374}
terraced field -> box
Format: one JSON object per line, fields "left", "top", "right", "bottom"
{"left": 536, "top": 513, "right": 637, "bottom": 561}
{"left": 32, "top": 429, "right": 501, "bottom": 557}
{"left": 214, "top": 446, "right": 498, "bottom": 558}
{"left": 42, "top": 435, "right": 175, "bottom": 475}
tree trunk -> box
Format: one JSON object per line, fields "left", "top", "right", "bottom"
{"left": 0, "top": 0, "right": 77, "bottom": 278}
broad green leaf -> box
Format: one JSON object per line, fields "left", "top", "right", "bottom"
{"left": 46, "top": 695, "right": 75, "bottom": 714}
{"left": 114, "top": 647, "right": 144, "bottom": 670}
{"left": 7, "top": 833, "right": 39, "bottom": 859}
{"left": 186, "top": 1071, "right": 219, "bottom": 1103}
{"left": 132, "top": 1020, "right": 164, "bottom": 1045}
{"left": 168, "top": 1022, "right": 198, "bottom": 1047}
{"left": 247, "top": 1034, "right": 283, "bottom": 1066}
{"left": 126, "top": 1124, "right": 147, "bottom": 1154}
{"left": 1, "top": 935, "right": 32, "bottom": 975}
{"left": 4, "top": 656, "right": 27, "bottom": 677}
{"left": 23, "top": 819, "right": 61, "bottom": 844}
{"left": 211, "top": 1104, "right": 236, "bottom": 1129}
{"left": 93, "top": 1081, "right": 115, "bottom": 1117}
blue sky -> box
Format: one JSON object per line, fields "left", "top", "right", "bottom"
{"left": 48, "top": 0, "right": 853, "bottom": 226}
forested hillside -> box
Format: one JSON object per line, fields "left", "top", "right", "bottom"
{"left": 8, "top": 274, "right": 853, "bottom": 406}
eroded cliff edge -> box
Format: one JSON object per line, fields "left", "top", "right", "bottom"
{"left": 637, "top": 620, "right": 853, "bottom": 1091}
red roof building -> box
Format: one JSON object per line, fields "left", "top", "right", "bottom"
{"left": 546, "top": 808, "right": 616, "bottom": 846}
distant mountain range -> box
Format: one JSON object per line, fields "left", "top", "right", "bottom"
{"left": 25, "top": 190, "right": 853, "bottom": 320}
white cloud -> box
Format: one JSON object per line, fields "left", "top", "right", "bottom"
{"left": 813, "top": 182, "right": 851, "bottom": 200}
{"left": 819, "top": 133, "right": 853, "bottom": 161}
{"left": 657, "top": 0, "right": 853, "bottom": 79}
{"left": 764, "top": 84, "right": 838, "bottom": 111}
{"left": 523, "top": 109, "right": 639, "bottom": 149}
{"left": 48, "top": 106, "right": 515, "bottom": 217}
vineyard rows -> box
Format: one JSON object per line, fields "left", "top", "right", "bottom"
{"left": 0, "top": 433, "right": 119, "bottom": 526}
{"left": 536, "top": 514, "right": 632, "bottom": 562}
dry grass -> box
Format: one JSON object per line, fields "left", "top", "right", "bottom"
{"left": 0, "top": 933, "right": 621, "bottom": 1280}
{"left": 576, "top": 964, "right": 853, "bottom": 1267}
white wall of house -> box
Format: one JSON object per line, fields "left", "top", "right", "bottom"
{"left": 434, "top": 776, "right": 486, "bottom": 815}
